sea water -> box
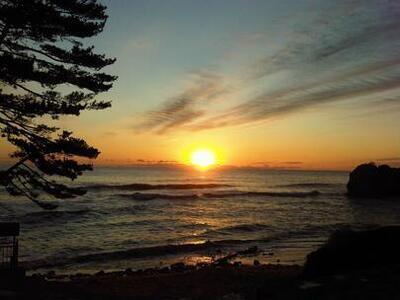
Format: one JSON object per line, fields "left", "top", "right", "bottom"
{"left": 1, "top": 166, "right": 400, "bottom": 274}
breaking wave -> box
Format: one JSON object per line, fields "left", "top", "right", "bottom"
{"left": 118, "top": 190, "right": 321, "bottom": 201}
{"left": 23, "top": 220, "right": 336, "bottom": 271}
{"left": 119, "top": 193, "right": 200, "bottom": 201}
{"left": 23, "top": 239, "right": 258, "bottom": 270}
{"left": 203, "top": 190, "right": 320, "bottom": 198}
{"left": 21, "top": 209, "right": 91, "bottom": 225}
{"left": 275, "top": 183, "right": 342, "bottom": 188}
{"left": 206, "top": 223, "right": 272, "bottom": 234}
{"left": 82, "top": 183, "right": 231, "bottom": 191}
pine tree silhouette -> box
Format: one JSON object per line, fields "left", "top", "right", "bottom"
{"left": 0, "top": 0, "right": 117, "bottom": 209}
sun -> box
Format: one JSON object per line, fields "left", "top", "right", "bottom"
{"left": 190, "top": 149, "right": 216, "bottom": 169}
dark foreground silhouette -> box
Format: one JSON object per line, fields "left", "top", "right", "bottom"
{"left": 347, "top": 163, "right": 400, "bottom": 198}
{"left": 303, "top": 226, "right": 400, "bottom": 278}
{"left": 3, "top": 226, "right": 400, "bottom": 299}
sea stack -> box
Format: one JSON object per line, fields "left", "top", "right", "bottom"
{"left": 347, "top": 163, "right": 400, "bottom": 198}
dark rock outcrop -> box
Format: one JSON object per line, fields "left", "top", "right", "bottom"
{"left": 347, "top": 163, "right": 400, "bottom": 198}
{"left": 303, "top": 226, "right": 400, "bottom": 278}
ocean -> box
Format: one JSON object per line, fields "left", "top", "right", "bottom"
{"left": 1, "top": 166, "right": 400, "bottom": 274}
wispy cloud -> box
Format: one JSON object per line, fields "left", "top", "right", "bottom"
{"left": 136, "top": 159, "right": 178, "bottom": 165}
{"left": 250, "top": 161, "right": 303, "bottom": 169}
{"left": 376, "top": 157, "right": 400, "bottom": 162}
{"left": 282, "top": 161, "right": 303, "bottom": 165}
{"left": 136, "top": 71, "right": 228, "bottom": 133}
{"left": 139, "top": 0, "right": 400, "bottom": 133}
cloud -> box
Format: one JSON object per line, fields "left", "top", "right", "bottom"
{"left": 249, "top": 161, "right": 303, "bottom": 169}
{"left": 376, "top": 157, "right": 400, "bottom": 162}
{"left": 139, "top": 0, "right": 400, "bottom": 133}
{"left": 282, "top": 161, "right": 303, "bottom": 165}
{"left": 121, "top": 37, "right": 156, "bottom": 57}
{"left": 135, "top": 71, "right": 228, "bottom": 133}
{"left": 188, "top": 62, "right": 400, "bottom": 130}
{"left": 102, "top": 131, "right": 117, "bottom": 137}
{"left": 136, "top": 159, "right": 178, "bottom": 165}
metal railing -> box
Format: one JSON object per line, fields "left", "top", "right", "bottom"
{"left": 0, "top": 243, "right": 18, "bottom": 269}
{"left": 0, "top": 223, "right": 19, "bottom": 271}
{"left": 0, "top": 237, "right": 18, "bottom": 269}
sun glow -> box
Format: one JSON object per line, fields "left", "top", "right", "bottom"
{"left": 190, "top": 149, "right": 216, "bottom": 169}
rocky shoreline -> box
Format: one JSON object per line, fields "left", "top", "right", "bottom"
{"left": 3, "top": 226, "right": 400, "bottom": 299}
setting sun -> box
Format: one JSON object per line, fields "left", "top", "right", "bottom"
{"left": 190, "top": 149, "right": 216, "bottom": 168}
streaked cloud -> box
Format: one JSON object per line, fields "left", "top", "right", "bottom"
{"left": 136, "top": 71, "right": 229, "bottom": 133}
{"left": 250, "top": 161, "right": 303, "bottom": 169}
{"left": 136, "top": 159, "right": 178, "bottom": 165}
{"left": 138, "top": 0, "right": 400, "bottom": 133}
{"left": 377, "top": 157, "right": 400, "bottom": 162}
